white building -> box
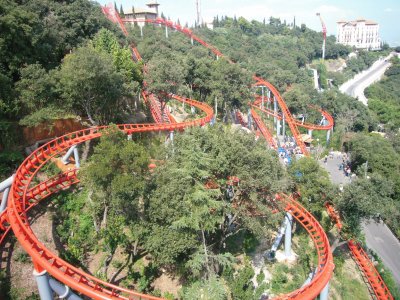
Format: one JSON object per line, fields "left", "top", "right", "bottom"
{"left": 336, "top": 18, "right": 381, "bottom": 50}
{"left": 124, "top": 1, "right": 159, "bottom": 22}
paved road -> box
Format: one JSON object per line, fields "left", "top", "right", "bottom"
{"left": 340, "top": 53, "right": 394, "bottom": 105}
{"left": 362, "top": 220, "right": 400, "bottom": 285}
{"left": 319, "top": 154, "right": 400, "bottom": 286}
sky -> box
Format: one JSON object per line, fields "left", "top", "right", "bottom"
{"left": 97, "top": 0, "right": 400, "bottom": 46}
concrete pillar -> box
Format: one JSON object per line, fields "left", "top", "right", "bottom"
{"left": 33, "top": 269, "right": 53, "bottom": 300}
{"left": 62, "top": 145, "right": 76, "bottom": 165}
{"left": 308, "top": 129, "right": 313, "bottom": 138}
{"left": 282, "top": 113, "right": 286, "bottom": 139}
{"left": 320, "top": 282, "right": 329, "bottom": 300}
{"left": 165, "top": 26, "right": 168, "bottom": 38}
{"left": 169, "top": 131, "right": 174, "bottom": 142}
{"left": 73, "top": 147, "right": 80, "bottom": 169}
{"left": 284, "top": 212, "right": 293, "bottom": 257}
{"left": 49, "top": 278, "right": 82, "bottom": 300}
{"left": 127, "top": 134, "right": 132, "bottom": 141}
{"left": 140, "top": 25, "right": 143, "bottom": 37}
{"left": 191, "top": 37, "right": 194, "bottom": 45}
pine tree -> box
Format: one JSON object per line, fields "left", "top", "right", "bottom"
{"left": 119, "top": 4, "right": 124, "bottom": 17}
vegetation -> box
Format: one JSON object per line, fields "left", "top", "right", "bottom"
{"left": 366, "top": 56, "right": 400, "bottom": 129}
{"left": 1, "top": 0, "right": 399, "bottom": 298}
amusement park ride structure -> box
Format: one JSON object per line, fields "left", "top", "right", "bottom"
{"left": 0, "top": 3, "right": 392, "bottom": 300}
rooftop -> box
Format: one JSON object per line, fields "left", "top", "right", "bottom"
{"left": 337, "top": 18, "right": 378, "bottom": 26}
{"left": 125, "top": 7, "right": 157, "bottom": 15}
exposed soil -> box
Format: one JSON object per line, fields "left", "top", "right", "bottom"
{"left": 0, "top": 200, "right": 58, "bottom": 299}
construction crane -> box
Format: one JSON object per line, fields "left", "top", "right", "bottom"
{"left": 316, "top": 13, "right": 327, "bottom": 60}
{"left": 196, "top": 0, "right": 201, "bottom": 26}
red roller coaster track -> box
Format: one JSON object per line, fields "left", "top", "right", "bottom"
{"left": 0, "top": 4, "right": 336, "bottom": 300}
{"left": 325, "top": 203, "right": 394, "bottom": 300}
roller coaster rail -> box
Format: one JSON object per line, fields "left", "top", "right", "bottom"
{"left": 0, "top": 3, "right": 339, "bottom": 300}
{"left": 325, "top": 203, "right": 394, "bottom": 300}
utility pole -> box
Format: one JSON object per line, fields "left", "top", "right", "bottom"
{"left": 316, "top": 13, "right": 326, "bottom": 60}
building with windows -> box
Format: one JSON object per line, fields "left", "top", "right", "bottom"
{"left": 336, "top": 18, "right": 381, "bottom": 50}
{"left": 124, "top": 1, "right": 159, "bottom": 22}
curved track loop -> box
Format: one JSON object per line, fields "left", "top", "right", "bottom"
{"left": 348, "top": 241, "right": 394, "bottom": 300}
{"left": 325, "top": 203, "right": 394, "bottom": 300}
{"left": 119, "top": 15, "right": 334, "bottom": 155}
{"left": 252, "top": 97, "right": 334, "bottom": 131}
{"left": 2, "top": 6, "right": 334, "bottom": 300}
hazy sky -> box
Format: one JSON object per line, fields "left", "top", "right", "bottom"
{"left": 97, "top": 0, "right": 400, "bottom": 46}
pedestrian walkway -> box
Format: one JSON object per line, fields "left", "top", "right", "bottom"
{"left": 318, "top": 152, "right": 350, "bottom": 185}
{"left": 319, "top": 152, "right": 400, "bottom": 286}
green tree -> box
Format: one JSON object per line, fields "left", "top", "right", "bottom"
{"left": 58, "top": 45, "right": 125, "bottom": 125}
{"left": 288, "top": 157, "right": 334, "bottom": 214}
{"left": 15, "top": 64, "right": 58, "bottom": 115}
{"left": 146, "top": 126, "right": 287, "bottom": 273}
{"left": 79, "top": 126, "right": 150, "bottom": 277}
{"left": 336, "top": 174, "right": 395, "bottom": 236}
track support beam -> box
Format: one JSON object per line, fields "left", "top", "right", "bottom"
{"left": 320, "top": 281, "right": 329, "bottom": 300}
{"left": 49, "top": 278, "right": 82, "bottom": 300}
{"left": 0, "top": 174, "right": 14, "bottom": 213}
{"left": 284, "top": 212, "right": 293, "bottom": 257}
{"left": 33, "top": 269, "right": 53, "bottom": 300}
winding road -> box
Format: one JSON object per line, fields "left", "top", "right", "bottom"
{"left": 320, "top": 155, "right": 400, "bottom": 287}
{"left": 339, "top": 53, "right": 394, "bottom": 105}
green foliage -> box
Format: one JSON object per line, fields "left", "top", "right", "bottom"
{"left": 147, "top": 125, "right": 286, "bottom": 270}
{"left": 19, "top": 107, "right": 73, "bottom": 127}
{"left": 346, "top": 133, "right": 400, "bottom": 196}
{"left": 365, "top": 57, "right": 400, "bottom": 129}
{"left": 224, "top": 260, "right": 255, "bottom": 300}
{"left": 0, "top": 149, "right": 23, "bottom": 180}
{"left": 336, "top": 174, "right": 395, "bottom": 236}
{"left": 54, "top": 190, "right": 97, "bottom": 264}
{"left": 13, "top": 250, "right": 30, "bottom": 263}
{"left": 288, "top": 157, "right": 334, "bottom": 213}
{"left": 58, "top": 45, "right": 125, "bottom": 125}
{"left": 15, "top": 64, "right": 58, "bottom": 114}
{"left": 92, "top": 29, "right": 143, "bottom": 87}
{"left": 242, "top": 231, "right": 259, "bottom": 254}
{"left": 181, "top": 275, "right": 227, "bottom": 300}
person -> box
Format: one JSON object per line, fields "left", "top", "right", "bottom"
{"left": 324, "top": 155, "right": 328, "bottom": 164}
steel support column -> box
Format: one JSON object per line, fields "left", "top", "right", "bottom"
{"left": 165, "top": 26, "right": 168, "bottom": 38}
{"left": 273, "top": 96, "right": 277, "bottom": 126}
{"left": 320, "top": 282, "right": 329, "bottom": 300}
{"left": 73, "top": 147, "right": 80, "bottom": 169}
{"left": 49, "top": 278, "right": 82, "bottom": 300}
{"left": 33, "top": 269, "right": 53, "bottom": 300}
{"left": 0, "top": 174, "right": 14, "bottom": 213}
{"left": 284, "top": 212, "right": 293, "bottom": 257}
{"left": 62, "top": 145, "right": 76, "bottom": 165}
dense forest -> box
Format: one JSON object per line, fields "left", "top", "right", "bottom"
{"left": 1, "top": 0, "right": 400, "bottom": 299}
